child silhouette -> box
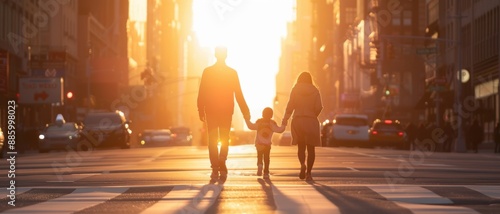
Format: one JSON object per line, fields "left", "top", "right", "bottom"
{"left": 245, "top": 107, "right": 287, "bottom": 178}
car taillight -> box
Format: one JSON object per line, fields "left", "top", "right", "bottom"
{"left": 398, "top": 132, "right": 404, "bottom": 136}
{"left": 371, "top": 130, "right": 378, "bottom": 135}
{"left": 171, "top": 133, "right": 177, "bottom": 138}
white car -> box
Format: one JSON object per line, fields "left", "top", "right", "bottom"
{"left": 326, "top": 114, "right": 370, "bottom": 147}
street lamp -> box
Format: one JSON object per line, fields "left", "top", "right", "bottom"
{"left": 86, "top": 46, "right": 92, "bottom": 110}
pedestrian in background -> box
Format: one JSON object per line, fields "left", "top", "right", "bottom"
{"left": 282, "top": 72, "right": 323, "bottom": 181}
{"left": 404, "top": 122, "right": 417, "bottom": 150}
{"left": 197, "top": 46, "right": 251, "bottom": 181}
{"left": 468, "top": 120, "right": 483, "bottom": 153}
{"left": 245, "top": 107, "right": 287, "bottom": 179}
{"left": 415, "top": 121, "right": 427, "bottom": 150}
{"left": 443, "top": 121, "right": 455, "bottom": 152}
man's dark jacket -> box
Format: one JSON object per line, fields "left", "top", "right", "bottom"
{"left": 197, "top": 62, "right": 250, "bottom": 118}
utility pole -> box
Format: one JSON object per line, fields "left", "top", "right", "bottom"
{"left": 454, "top": 0, "right": 466, "bottom": 153}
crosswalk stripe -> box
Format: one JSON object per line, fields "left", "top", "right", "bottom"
{"left": 368, "top": 185, "right": 453, "bottom": 204}
{"left": 2, "top": 187, "right": 127, "bottom": 214}
{"left": 1, "top": 184, "right": 499, "bottom": 213}
{"left": 0, "top": 187, "right": 31, "bottom": 197}
{"left": 368, "top": 186, "right": 478, "bottom": 214}
{"left": 392, "top": 202, "right": 479, "bottom": 214}
{"left": 272, "top": 184, "right": 340, "bottom": 214}
{"left": 0, "top": 188, "right": 75, "bottom": 213}
{"left": 466, "top": 185, "right": 500, "bottom": 199}
{"left": 77, "top": 186, "right": 173, "bottom": 213}
{"left": 140, "top": 184, "right": 222, "bottom": 214}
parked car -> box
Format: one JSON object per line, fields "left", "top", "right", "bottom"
{"left": 321, "top": 120, "right": 333, "bottom": 147}
{"left": 170, "top": 126, "right": 193, "bottom": 146}
{"left": 368, "top": 119, "right": 408, "bottom": 150}
{"left": 38, "top": 121, "right": 82, "bottom": 153}
{"left": 138, "top": 129, "right": 174, "bottom": 147}
{"left": 82, "top": 111, "right": 131, "bottom": 149}
{"left": 326, "top": 114, "right": 370, "bottom": 147}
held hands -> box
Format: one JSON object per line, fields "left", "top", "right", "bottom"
{"left": 199, "top": 111, "right": 206, "bottom": 122}
{"left": 281, "top": 119, "right": 288, "bottom": 126}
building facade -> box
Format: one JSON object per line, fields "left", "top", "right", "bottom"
{"left": 1, "top": 0, "right": 80, "bottom": 137}
{"left": 432, "top": 0, "right": 500, "bottom": 142}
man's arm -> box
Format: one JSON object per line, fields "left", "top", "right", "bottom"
{"left": 233, "top": 72, "right": 250, "bottom": 120}
{"left": 245, "top": 119, "right": 258, "bottom": 130}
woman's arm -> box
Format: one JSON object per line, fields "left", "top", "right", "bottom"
{"left": 314, "top": 90, "right": 323, "bottom": 117}
{"left": 271, "top": 121, "right": 286, "bottom": 133}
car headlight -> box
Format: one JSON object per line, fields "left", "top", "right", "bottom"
{"left": 39, "top": 134, "right": 45, "bottom": 140}
{"left": 69, "top": 134, "right": 80, "bottom": 140}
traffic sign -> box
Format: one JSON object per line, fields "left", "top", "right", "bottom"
{"left": 19, "top": 78, "right": 63, "bottom": 104}
{"left": 416, "top": 47, "right": 436, "bottom": 55}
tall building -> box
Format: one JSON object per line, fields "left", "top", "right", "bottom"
{"left": 145, "top": 0, "right": 193, "bottom": 128}
{"left": 78, "top": 0, "right": 129, "bottom": 112}
{"left": 353, "top": 0, "right": 427, "bottom": 121}
{"left": 128, "top": 0, "right": 147, "bottom": 86}
{"left": 1, "top": 0, "right": 79, "bottom": 130}
{"left": 275, "top": 0, "right": 312, "bottom": 120}
{"left": 434, "top": 0, "right": 500, "bottom": 142}
{"left": 331, "top": 0, "right": 358, "bottom": 115}
{"left": 311, "top": 0, "right": 334, "bottom": 120}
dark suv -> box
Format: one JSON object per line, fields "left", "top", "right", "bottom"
{"left": 82, "top": 111, "right": 131, "bottom": 149}
{"left": 368, "top": 119, "right": 408, "bottom": 150}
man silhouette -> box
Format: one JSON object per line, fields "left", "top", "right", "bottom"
{"left": 197, "top": 46, "right": 250, "bottom": 181}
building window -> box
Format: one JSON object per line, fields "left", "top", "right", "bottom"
{"left": 0, "top": 3, "right": 4, "bottom": 40}
{"left": 345, "top": 7, "right": 356, "bottom": 25}
{"left": 403, "top": 10, "right": 412, "bottom": 26}
{"left": 392, "top": 12, "right": 401, "bottom": 26}
{"left": 5, "top": 6, "right": 11, "bottom": 41}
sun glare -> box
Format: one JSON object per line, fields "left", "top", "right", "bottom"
{"left": 193, "top": 0, "right": 295, "bottom": 122}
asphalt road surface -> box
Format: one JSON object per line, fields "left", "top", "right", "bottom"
{"left": 1, "top": 144, "right": 500, "bottom": 213}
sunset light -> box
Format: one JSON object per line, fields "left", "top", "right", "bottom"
{"left": 193, "top": 0, "right": 295, "bottom": 121}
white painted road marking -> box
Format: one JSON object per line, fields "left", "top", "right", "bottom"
{"left": 141, "top": 184, "right": 222, "bottom": 214}
{"left": 369, "top": 185, "right": 477, "bottom": 214}
{"left": 3, "top": 187, "right": 127, "bottom": 214}
{"left": 272, "top": 184, "right": 340, "bottom": 214}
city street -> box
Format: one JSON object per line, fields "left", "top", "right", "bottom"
{"left": 1, "top": 144, "right": 499, "bottom": 213}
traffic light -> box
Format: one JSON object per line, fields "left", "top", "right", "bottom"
{"left": 66, "top": 91, "right": 74, "bottom": 99}
{"left": 383, "top": 84, "right": 391, "bottom": 96}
